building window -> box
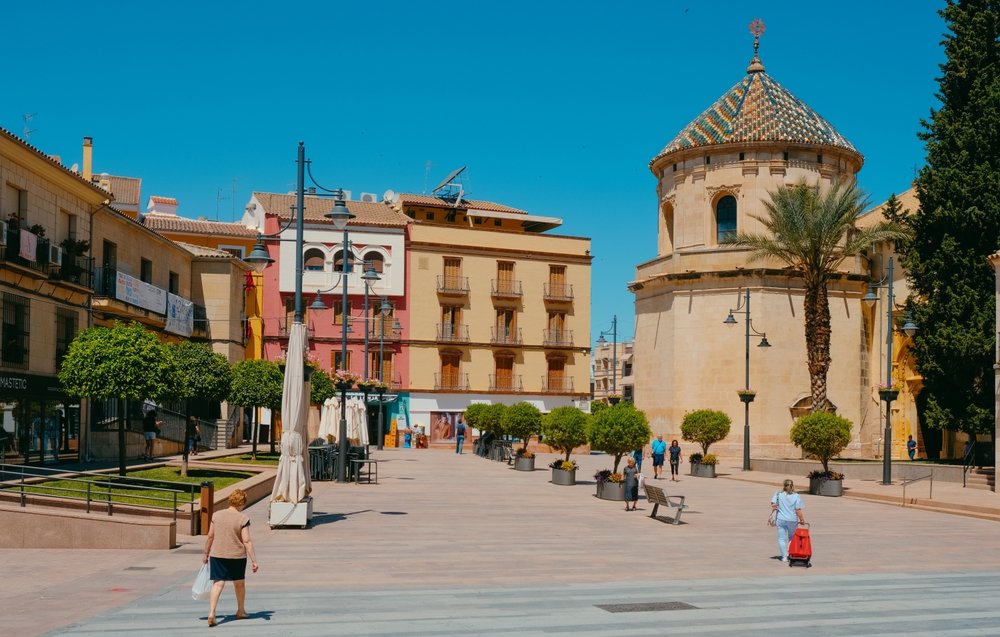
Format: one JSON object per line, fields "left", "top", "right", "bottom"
{"left": 331, "top": 298, "right": 351, "bottom": 325}
{"left": 364, "top": 251, "right": 384, "bottom": 274}
{"left": 546, "top": 355, "right": 566, "bottom": 391}
{"left": 783, "top": 151, "right": 789, "bottom": 161}
{"left": 333, "top": 350, "right": 352, "bottom": 372}
{"left": 817, "top": 153, "right": 823, "bottom": 164}
{"left": 56, "top": 310, "right": 78, "bottom": 368}
{"left": 494, "top": 353, "right": 514, "bottom": 391}
{"left": 304, "top": 248, "right": 325, "bottom": 271}
{"left": 333, "top": 249, "right": 353, "bottom": 274}
{"left": 2, "top": 292, "right": 30, "bottom": 369}
{"left": 140, "top": 258, "right": 153, "bottom": 283}
{"left": 739, "top": 152, "right": 745, "bottom": 161}
{"left": 705, "top": 155, "right": 711, "bottom": 165}
{"left": 496, "top": 261, "right": 515, "bottom": 295}
{"left": 220, "top": 245, "right": 245, "bottom": 258}
{"left": 716, "top": 195, "right": 737, "bottom": 243}
{"left": 494, "top": 218, "right": 502, "bottom": 227}
{"left": 426, "top": 211, "right": 435, "bottom": 221}
{"left": 168, "top": 271, "right": 179, "bottom": 295}
{"left": 369, "top": 351, "right": 393, "bottom": 384}
{"left": 439, "top": 351, "right": 461, "bottom": 388}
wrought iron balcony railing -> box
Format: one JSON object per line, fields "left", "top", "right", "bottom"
{"left": 436, "top": 323, "right": 469, "bottom": 342}
{"left": 436, "top": 275, "right": 470, "bottom": 295}
{"left": 543, "top": 282, "right": 574, "bottom": 302}
{"left": 541, "top": 377, "right": 575, "bottom": 393}
{"left": 491, "top": 279, "right": 522, "bottom": 298}
{"left": 489, "top": 374, "right": 523, "bottom": 392}
{"left": 434, "top": 373, "right": 470, "bottom": 391}
{"left": 490, "top": 326, "right": 522, "bottom": 345}
{"left": 542, "top": 328, "right": 573, "bottom": 347}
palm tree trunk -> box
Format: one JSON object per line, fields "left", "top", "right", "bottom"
{"left": 803, "top": 279, "right": 832, "bottom": 412}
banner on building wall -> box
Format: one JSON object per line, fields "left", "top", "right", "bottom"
{"left": 116, "top": 271, "right": 167, "bottom": 314}
{"left": 165, "top": 293, "right": 194, "bottom": 337}
{"left": 430, "top": 411, "right": 460, "bottom": 442}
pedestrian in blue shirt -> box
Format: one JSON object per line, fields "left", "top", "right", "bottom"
{"left": 770, "top": 479, "right": 805, "bottom": 562}
{"left": 650, "top": 434, "right": 667, "bottom": 479}
{"left": 632, "top": 448, "right": 643, "bottom": 472}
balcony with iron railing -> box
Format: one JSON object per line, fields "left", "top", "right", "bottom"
{"left": 489, "top": 374, "right": 523, "bottom": 392}
{"left": 436, "top": 275, "right": 470, "bottom": 295}
{"left": 434, "top": 373, "right": 470, "bottom": 391}
{"left": 542, "top": 328, "right": 574, "bottom": 347}
{"left": 543, "top": 282, "right": 574, "bottom": 302}
{"left": 436, "top": 323, "right": 469, "bottom": 343}
{"left": 491, "top": 279, "right": 522, "bottom": 299}
{"left": 490, "top": 326, "right": 522, "bottom": 346}
{"left": 369, "top": 324, "right": 402, "bottom": 341}
{"left": 541, "top": 376, "right": 575, "bottom": 393}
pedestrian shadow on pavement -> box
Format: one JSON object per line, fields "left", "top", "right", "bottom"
{"left": 311, "top": 509, "right": 408, "bottom": 526}
{"left": 205, "top": 610, "right": 274, "bottom": 625}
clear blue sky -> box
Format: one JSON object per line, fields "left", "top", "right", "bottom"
{"left": 4, "top": 1, "right": 945, "bottom": 344}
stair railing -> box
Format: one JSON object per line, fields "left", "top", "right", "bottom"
{"left": 901, "top": 472, "right": 933, "bottom": 505}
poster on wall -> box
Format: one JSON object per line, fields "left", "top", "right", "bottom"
{"left": 165, "top": 293, "right": 194, "bottom": 337}
{"left": 430, "top": 412, "right": 459, "bottom": 443}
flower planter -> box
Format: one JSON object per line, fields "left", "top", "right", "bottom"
{"left": 878, "top": 389, "right": 900, "bottom": 402}
{"left": 334, "top": 382, "right": 354, "bottom": 392}
{"left": 551, "top": 467, "right": 576, "bottom": 486}
{"left": 514, "top": 456, "right": 535, "bottom": 472}
{"left": 809, "top": 477, "right": 843, "bottom": 497}
{"left": 595, "top": 481, "right": 625, "bottom": 501}
{"left": 690, "top": 463, "right": 716, "bottom": 478}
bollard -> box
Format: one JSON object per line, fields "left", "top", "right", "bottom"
{"left": 199, "top": 481, "right": 214, "bottom": 535}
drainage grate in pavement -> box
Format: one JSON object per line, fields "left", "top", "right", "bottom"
{"left": 596, "top": 602, "right": 697, "bottom": 613}
{"left": 124, "top": 567, "right": 155, "bottom": 571}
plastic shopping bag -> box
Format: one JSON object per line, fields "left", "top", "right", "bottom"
{"left": 192, "top": 562, "right": 212, "bottom": 600}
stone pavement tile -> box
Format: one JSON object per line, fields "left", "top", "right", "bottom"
{"left": 5, "top": 448, "right": 1000, "bottom": 636}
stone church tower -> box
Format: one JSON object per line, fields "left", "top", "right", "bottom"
{"left": 631, "top": 26, "right": 891, "bottom": 460}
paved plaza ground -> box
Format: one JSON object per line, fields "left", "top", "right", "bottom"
{"left": 4, "top": 446, "right": 1000, "bottom": 636}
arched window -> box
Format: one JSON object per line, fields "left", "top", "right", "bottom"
{"left": 364, "top": 251, "right": 385, "bottom": 274}
{"left": 716, "top": 195, "right": 737, "bottom": 243}
{"left": 333, "top": 249, "right": 353, "bottom": 274}
{"left": 303, "top": 248, "right": 325, "bottom": 271}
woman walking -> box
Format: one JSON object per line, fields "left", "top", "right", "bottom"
{"left": 668, "top": 439, "right": 682, "bottom": 481}
{"left": 203, "top": 488, "right": 258, "bottom": 626}
{"left": 770, "top": 479, "right": 805, "bottom": 562}
{"left": 623, "top": 456, "right": 640, "bottom": 511}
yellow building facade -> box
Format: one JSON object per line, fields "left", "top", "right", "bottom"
{"left": 394, "top": 193, "right": 591, "bottom": 442}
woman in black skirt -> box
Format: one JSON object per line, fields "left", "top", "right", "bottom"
{"left": 623, "top": 456, "right": 640, "bottom": 511}
{"left": 202, "top": 488, "right": 258, "bottom": 627}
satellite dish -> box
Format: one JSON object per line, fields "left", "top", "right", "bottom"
{"left": 432, "top": 166, "right": 466, "bottom": 194}
{"left": 383, "top": 189, "right": 396, "bottom": 204}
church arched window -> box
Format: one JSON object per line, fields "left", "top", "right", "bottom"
{"left": 716, "top": 195, "right": 737, "bottom": 243}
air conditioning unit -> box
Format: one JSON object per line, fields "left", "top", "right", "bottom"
{"left": 49, "top": 245, "right": 63, "bottom": 268}
{"left": 0, "top": 220, "right": 6, "bottom": 246}
{"left": 360, "top": 192, "right": 378, "bottom": 203}
{"left": 339, "top": 190, "right": 352, "bottom": 202}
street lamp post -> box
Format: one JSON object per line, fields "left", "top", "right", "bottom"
{"left": 863, "top": 256, "right": 917, "bottom": 485}
{"left": 375, "top": 297, "right": 400, "bottom": 451}
{"left": 596, "top": 315, "right": 618, "bottom": 398}
{"left": 326, "top": 200, "right": 355, "bottom": 482}
{"left": 724, "top": 289, "right": 771, "bottom": 471}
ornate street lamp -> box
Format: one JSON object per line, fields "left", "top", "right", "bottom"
{"left": 596, "top": 315, "right": 618, "bottom": 400}
{"left": 724, "top": 289, "right": 771, "bottom": 471}
{"left": 863, "top": 256, "right": 917, "bottom": 485}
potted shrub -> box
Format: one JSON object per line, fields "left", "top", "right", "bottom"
{"left": 503, "top": 402, "right": 542, "bottom": 471}
{"left": 332, "top": 369, "right": 358, "bottom": 391}
{"left": 790, "top": 412, "right": 852, "bottom": 496}
{"left": 593, "top": 469, "right": 625, "bottom": 501}
{"left": 588, "top": 401, "right": 651, "bottom": 499}
{"left": 542, "top": 406, "right": 589, "bottom": 485}
{"left": 59, "top": 238, "right": 91, "bottom": 282}
{"left": 681, "top": 409, "right": 731, "bottom": 477}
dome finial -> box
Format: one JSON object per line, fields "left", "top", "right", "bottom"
{"left": 747, "top": 18, "right": 766, "bottom": 73}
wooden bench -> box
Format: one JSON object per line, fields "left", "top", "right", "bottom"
{"left": 643, "top": 484, "right": 688, "bottom": 525}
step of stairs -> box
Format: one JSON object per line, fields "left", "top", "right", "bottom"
{"left": 965, "top": 468, "right": 995, "bottom": 490}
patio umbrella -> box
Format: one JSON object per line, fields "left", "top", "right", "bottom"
{"left": 353, "top": 398, "right": 369, "bottom": 446}
{"left": 318, "top": 396, "right": 339, "bottom": 441}
{"left": 271, "top": 323, "right": 311, "bottom": 503}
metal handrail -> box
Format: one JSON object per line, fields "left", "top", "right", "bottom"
{"left": 901, "top": 472, "right": 934, "bottom": 505}
{"left": 0, "top": 463, "right": 200, "bottom": 524}
{"left": 962, "top": 440, "right": 977, "bottom": 487}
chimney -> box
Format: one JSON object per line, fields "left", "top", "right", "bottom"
{"left": 82, "top": 137, "right": 93, "bottom": 181}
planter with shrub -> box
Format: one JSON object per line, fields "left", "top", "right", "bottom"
{"left": 790, "top": 412, "right": 852, "bottom": 497}
{"left": 542, "top": 406, "right": 589, "bottom": 486}
{"left": 594, "top": 469, "right": 625, "bottom": 500}
{"left": 681, "top": 409, "right": 731, "bottom": 478}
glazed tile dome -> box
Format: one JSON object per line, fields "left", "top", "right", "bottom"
{"left": 652, "top": 60, "right": 860, "bottom": 164}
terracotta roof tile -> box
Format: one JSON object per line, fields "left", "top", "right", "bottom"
{"left": 144, "top": 215, "right": 258, "bottom": 237}
{"left": 652, "top": 67, "right": 860, "bottom": 163}
{"left": 0, "top": 126, "right": 112, "bottom": 198}
{"left": 175, "top": 241, "right": 241, "bottom": 259}
{"left": 395, "top": 193, "right": 527, "bottom": 214}
{"left": 252, "top": 192, "right": 411, "bottom": 227}
{"left": 150, "top": 196, "right": 178, "bottom": 204}
{"left": 97, "top": 175, "right": 141, "bottom": 208}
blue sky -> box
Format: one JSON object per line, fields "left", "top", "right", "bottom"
{"left": 3, "top": 1, "right": 945, "bottom": 344}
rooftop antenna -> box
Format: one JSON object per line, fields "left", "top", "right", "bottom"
{"left": 423, "top": 160, "right": 432, "bottom": 194}
{"left": 747, "top": 18, "right": 766, "bottom": 73}
{"left": 22, "top": 113, "right": 37, "bottom": 141}
{"left": 216, "top": 187, "right": 227, "bottom": 221}
{"left": 231, "top": 177, "right": 239, "bottom": 221}
{"left": 431, "top": 166, "right": 467, "bottom": 207}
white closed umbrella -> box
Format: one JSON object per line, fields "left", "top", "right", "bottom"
{"left": 318, "top": 396, "right": 338, "bottom": 441}
{"left": 354, "top": 398, "right": 369, "bottom": 446}
{"left": 271, "top": 323, "right": 312, "bottom": 503}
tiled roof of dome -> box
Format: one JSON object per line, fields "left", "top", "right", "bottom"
{"left": 652, "top": 66, "right": 859, "bottom": 163}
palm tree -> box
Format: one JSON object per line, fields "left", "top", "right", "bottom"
{"left": 726, "top": 181, "right": 908, "bottom": 412}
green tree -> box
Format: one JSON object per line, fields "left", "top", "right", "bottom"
{"left": 229, "top": 359, "right": 283, "bottom": 457}
{"left": 58, "top": 321, "right": 182, "bottom": 475}
{"left": 167, "top": 341, "right": 233, "bottom": 415}
{"left": 308, "top": 364, "right": 335, "bottom": 406}
{"left": 901, "top": 0, "right": 1000, "bottom": 436}
{"left": 727, "top": 181, "right": 908, "bottom": 411}
{"left": 501, "top": 402, "right": 543, "bottom": 453}
{"left": 542, "top": 406, "right": 589, "bottom": 461}
{"left": 790, "top": 412, "right": 852, "bottom": 474}
{"left": 590, "top": 400, "right": 608, "bottom": 415}
{"left": 473, "top": 403, "right": 507, "bottom": 436}
{"left": 588, "top": 402, "right": 651, "bottom": 472}
{"left": 463, "top": 403, "right": 489, "bottom": 432}
{"left": 680, "top": 409, "right": 732, "bottom": 456}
